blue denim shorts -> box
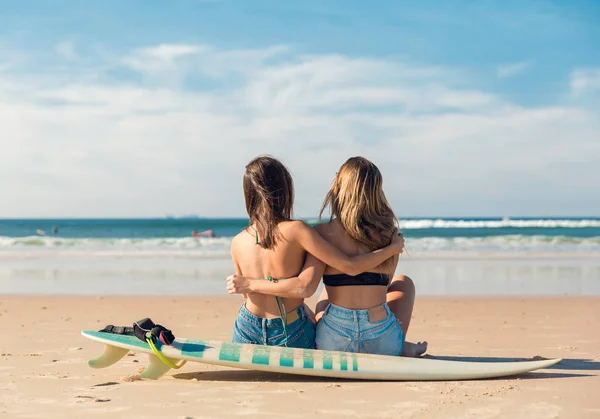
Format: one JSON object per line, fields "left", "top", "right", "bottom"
{"left": 232, "top": 303, "right": 316, "bottom": 349}
{"left": 316, "top": 302, "right": 404, "bottom": 356}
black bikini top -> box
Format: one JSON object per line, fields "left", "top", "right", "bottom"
{"left": 322, "top": 272, "right": 389, "bottom": 287}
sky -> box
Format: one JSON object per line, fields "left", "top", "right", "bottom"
{"left": 0, "top": 0, "right": 599, "bottom": 218}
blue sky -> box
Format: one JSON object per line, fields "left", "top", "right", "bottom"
{"left": 1, "top": 0, "right": 599, "bottom": 217}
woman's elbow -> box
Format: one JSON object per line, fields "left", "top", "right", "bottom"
{"left": 299, "top": 282, "right": 319, "bottom": 299}
{"left": 296, "top": 284, "right": 311, "bottom": 299}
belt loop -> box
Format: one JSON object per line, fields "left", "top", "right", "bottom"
{"left": 262, "top": 318, "right": 267, "bottom": 345}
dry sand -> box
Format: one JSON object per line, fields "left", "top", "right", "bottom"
{"left": 0, "top": 295, "right": 599, "bottom": 418}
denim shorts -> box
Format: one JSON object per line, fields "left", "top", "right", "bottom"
{"left": 316, "top": 302, "right": 404, "bottom": 356}
{"left": 232, "top": 303, "right": 316, "bottom": 349}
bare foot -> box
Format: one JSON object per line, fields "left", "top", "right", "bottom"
{"left": 401, "top": 341, "right": 428, "bottom": 357}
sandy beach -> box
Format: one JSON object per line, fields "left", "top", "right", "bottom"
{"left": 1, "top": 295, "right": 598, "bottom": 418}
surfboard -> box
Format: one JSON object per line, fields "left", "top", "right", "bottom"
{"left": 82, "top": 330, "right": 561, "bottom": 381}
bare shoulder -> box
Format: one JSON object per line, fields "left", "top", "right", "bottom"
{"left": 231, "top": 230, "right": 250, "bottom": 251}
{"left": 314, "top": 221, "right": 333, "bottom": 236}
{"left": 279, "top": 220, "right": 310, "bottom": 237}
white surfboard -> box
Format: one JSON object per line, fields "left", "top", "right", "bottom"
{"left": 82, "top": 330, "right": 561, "bottom": 381}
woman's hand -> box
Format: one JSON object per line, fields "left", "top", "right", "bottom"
{"left": 226, "top": 274, "right": 252, "bottom": 294}
{"left": 391, "top": 231, "right": 405, "bottom": 253}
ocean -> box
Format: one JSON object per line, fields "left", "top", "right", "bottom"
{"left": 1, "top": 217, "right": 599, "bottom": 255}
{"left": 1, "top": 217, "right": 599, "bottom": 296}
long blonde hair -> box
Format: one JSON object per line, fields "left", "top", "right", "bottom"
{"left": 320, "top": 157, "right": 399, "bottom": 263}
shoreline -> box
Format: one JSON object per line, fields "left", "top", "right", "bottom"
{"left": 2, "top": 250, "right": 600, "bottom": 259}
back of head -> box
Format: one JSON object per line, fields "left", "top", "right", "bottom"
{"left": 243, "top": 155, "right": 294, "bottom": 249}
{"left": 320, "top": 157, "right": 398, "bottom": 253}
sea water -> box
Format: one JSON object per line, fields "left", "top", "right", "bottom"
{"left": 1, "top": 217, "right": 599, "bottom": 295}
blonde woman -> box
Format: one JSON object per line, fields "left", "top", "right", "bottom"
{"left": 228, "top": 156, "right": 426, "bottom": 356}
{"left": 228, "top": 156, "right": 406, "bottom": 348}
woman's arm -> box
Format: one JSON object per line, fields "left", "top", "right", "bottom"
{"left": 227, "top": 253, "right": 326, "bottom": 299}
{"left": 291, "top": 221, "right": 404, "bottom": 276}
{"left": 229, "top": 237, "right": 248, "bottom": 298}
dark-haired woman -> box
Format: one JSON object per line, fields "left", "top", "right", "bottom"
{"left": 228, "top": 156, "right": 405, "bottom": 349}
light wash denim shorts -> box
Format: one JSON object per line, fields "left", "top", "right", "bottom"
{"left": 232, "top": 303, "right": 316, "bottom": 349}
{"left": 316, "top": 302, "right": 404, "bottom": 356}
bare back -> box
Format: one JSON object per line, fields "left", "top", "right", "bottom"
{"left": 231, "top": 221, "right": 307, "bottom": 318}
{"left": 319, "top": 219, "right": 399, "bottom": 309}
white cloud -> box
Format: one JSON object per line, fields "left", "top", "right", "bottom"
{"left": 570, "top": 67, "right": 600, "bottom": 95}
{"left": 55, "top": 41, "right": 76, "bottom": 60}
{"left": 138, "top": 43, "right": 206, "bottom": 60}
{"left": 0, "top": 44, "right": 598, "bottom": 217}
{"left": 122, "top": 43, "right": 287, "bottom": 78}
{"left": 496, "top": 61, "right": 531, "bottom": 78}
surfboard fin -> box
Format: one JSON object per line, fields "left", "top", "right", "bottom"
{"left": 139, "top": 353, "right": 173, "bottom": 379}
{"left": 88, "top": 344, "right": 130, "bottom": 369}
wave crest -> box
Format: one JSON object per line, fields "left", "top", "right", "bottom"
{"left": 398, "top": 219, "right": 600, "bottom": 229}
{"left": 2, "top": 235, "right": 599, "bottom": 253}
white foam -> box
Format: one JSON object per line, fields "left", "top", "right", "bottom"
{"left": 0, "top": 236, "right": 233, "bottom": 255}
{"left": 1, "top": 234, "right": 599, "bottom": 254}
{"left": 398, "top": 218, "right": 600, "bottom": 229}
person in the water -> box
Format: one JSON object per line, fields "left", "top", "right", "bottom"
{"left": 192, "top": 229, "right": 215, "bottom": 238}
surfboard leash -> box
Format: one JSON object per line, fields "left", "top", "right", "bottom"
{"left": 146, "top": 336, "right": 187, "bottom": 369}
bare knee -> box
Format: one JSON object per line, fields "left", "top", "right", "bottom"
{"left": 389, "top": 275, "right": 415, "bottom": 296}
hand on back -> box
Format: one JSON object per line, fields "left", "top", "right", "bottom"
{"left": 391, "top": 231, "right": 405, "bottom": 254}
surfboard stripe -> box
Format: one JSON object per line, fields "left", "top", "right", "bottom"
{"left": 180, "top": 342, "right": 205, "bottom": 359}
{"left": 303, "top": 349, "right": 314, "bottom": 369}
{"left": 340, "top": 354, "right": 348, "bottom": 371}
{"left": 352, "top": 354, "right": 358, "bottom": 371}
{"left": 218, "top": 342, "right": 240, "bottom": 362}
{"left": 252, "top": 346, "right": 271, "bottom": 365}
{"left": 279, "top": 347, "right": 294, "bottom": 367}
{"left": 322, "top": 351, "right": 333, "bottom": 370}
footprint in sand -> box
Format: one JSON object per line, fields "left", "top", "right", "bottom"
{"left": 464, "top": 406, "right": 502, "bottom": 419}
{"left": 523, "top": 402, "right": 561, "bottom": 419}
{"left": 93, "top": 381, "right": 120, "bottom": 387}
{"left": 388, "top": 401, "right": 429, "bottom": 417}
{"left": 120, "top": 374, "right": 142, "bottom": 382}
{"left": 75, "top": 395, "right": 112, "bottom": 403}
{"left": 1, "top": 353, "right": 41, "bottom": 357}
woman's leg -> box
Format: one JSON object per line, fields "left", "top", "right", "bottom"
{"left": 386, "top": 275, "right": 427, "bottom": 357}
{"left": 386, "top": 275, "right": 416, "bottom": 335}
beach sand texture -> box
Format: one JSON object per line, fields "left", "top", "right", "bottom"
{"left": 1, "top": 295, "right": 598, "bottom": 418}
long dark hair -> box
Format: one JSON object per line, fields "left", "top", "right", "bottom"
{"left": 243, "top": 155, "right": 294, "bottom": 249}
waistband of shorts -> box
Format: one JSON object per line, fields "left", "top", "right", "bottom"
{"left": 238, "top": 303, "right": 307, "bottom": 328}
{"left": 325, "top": 302, "right": 391, "bottom": 320}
